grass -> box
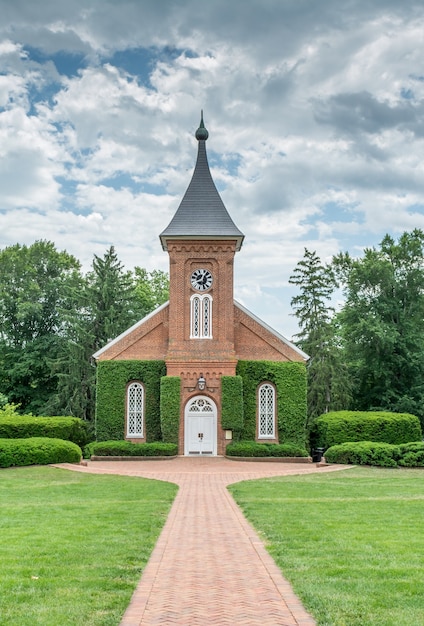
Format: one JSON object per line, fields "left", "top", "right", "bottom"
{"left": 229, "top": 467, "right": 424, "bottom": 626}
{"left": 0, "top": 466, "right": 177, "bottom": 626}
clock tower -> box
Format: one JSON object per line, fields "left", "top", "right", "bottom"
{"left": 160, "top": 113, "right": 244, "bottom": 453}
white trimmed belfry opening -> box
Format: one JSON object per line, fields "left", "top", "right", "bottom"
{"left": 190, "top": 294, "right": 213, "bottom": 338}
{"left": 184, "top": 395, "right": 217, "bottom": 455}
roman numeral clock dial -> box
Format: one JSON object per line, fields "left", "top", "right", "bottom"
{"left": 190, "top": 269, "right": 213, "bottom": 291}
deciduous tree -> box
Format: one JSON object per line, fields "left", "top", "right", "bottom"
{"left": 334, "top": 229, "right": 424, "bottom": 428}
{"left": 0, "top": 241, "right": 81, "bottom": 413}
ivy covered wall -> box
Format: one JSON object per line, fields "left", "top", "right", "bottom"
{"left": 95, "top": 360, "right": 166, "bottom": 441}
{"left": 160, "top": 376, "right": 181, "bottom": 444}
{"left": 221, "top": 375, "right": 244, "bottom": 437}
{"left": 236, "top": 360, "right": 307, "bottom": 446}
{"left": 95, "top": 359, "right": 307, "bottom": 447}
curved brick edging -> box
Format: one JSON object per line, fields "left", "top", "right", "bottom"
{"left": 90, "top": 454, "right": 312, "bottom": 463}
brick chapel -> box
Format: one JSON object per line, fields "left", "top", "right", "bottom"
{"left": 93, "top": 114, "right": 308, "bottom": 455}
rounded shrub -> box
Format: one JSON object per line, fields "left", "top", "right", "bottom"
{"left": 0, "top": 414, "right": 90, "bottom": 448}
{"left": 87, "top": 441, "right": 178, "bottom": 457}
{"left": 310, "top": 411, "right": 422, "bottom": 450}
{"left": 324, "top": 441, "right": 399, "bottom": 467}
{"left": 0, "top": 437, "right": 82, "bottom": 468}
{"left": 398, "top": 441, "right": 424, "bottom": 467}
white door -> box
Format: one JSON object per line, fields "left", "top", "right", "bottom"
{"left": 184, "top": 396, "right": 217, "bottom": 456}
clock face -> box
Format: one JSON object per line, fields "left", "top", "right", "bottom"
{"left": 190, "top": 268, "right": 213, "bottom": 291}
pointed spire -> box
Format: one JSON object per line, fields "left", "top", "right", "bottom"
{"left": 195, "top": 110, "right": 209, "bottom": 141}
{"left": 160, "top": 113, "right": 244, "bottom": 251}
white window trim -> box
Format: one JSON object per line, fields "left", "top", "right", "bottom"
{"left": 126, "top": 381, "right": 144, "bottom": 438}
{"left": 258, "top": 383, "right": 276, "bottom": 439}
{"left": 190, "top": 294, "right": 213, "bottom": 339}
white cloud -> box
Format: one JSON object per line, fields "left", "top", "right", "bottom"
{"left": 0, "top": 0, "right": 423, "bottom": 337}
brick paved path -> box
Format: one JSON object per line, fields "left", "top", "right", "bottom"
{"left": 61, "top": 457, "right": 345, "bottom": 625}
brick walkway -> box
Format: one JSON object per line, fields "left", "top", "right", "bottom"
{"left": 60, "top": 457, "right": 345, "bottom": 625}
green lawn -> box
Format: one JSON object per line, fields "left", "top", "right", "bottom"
{"left": 0, "top": 466, "right": 177, "bottom": 626}
{"left": 229, "top": 467, "right": 424, "bottom": 626}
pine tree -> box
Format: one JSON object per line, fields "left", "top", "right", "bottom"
{"left": 290, "top": 248, "right": 351, "bottom": 424}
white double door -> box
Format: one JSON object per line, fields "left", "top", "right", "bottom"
{"left": 184, "top": 395, "right": 217, "bottom": 456}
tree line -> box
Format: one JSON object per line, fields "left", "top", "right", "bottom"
{"left": 0, "top": 241, "right": 169, "bottom": 422}
{"left": 290, "top": 229, "right": 424, "bottom": 429}
{"left": 1, "top": 230, "right": 423, "bottom": 431}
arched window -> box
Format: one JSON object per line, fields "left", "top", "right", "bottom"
{"left": 190, "top": 294, "right": 212, "bottom": 338}
{"left": 126, "top": 382, "right": 144, "bottom": 438}
{"left": 258, "top": 383, "right": 276, "bottom": 439}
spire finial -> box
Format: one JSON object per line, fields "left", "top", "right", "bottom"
{"left": 195, "top": 110, "right": 209, "bottom": 140}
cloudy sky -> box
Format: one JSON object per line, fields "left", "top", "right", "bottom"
{"left": 1, "top": 0, "right": 423, "bottom": 338}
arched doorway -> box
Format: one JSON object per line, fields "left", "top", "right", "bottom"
{"left": 184, "top": 395, "right": 217, "bottom": 456}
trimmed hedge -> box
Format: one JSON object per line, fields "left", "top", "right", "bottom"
{"left": 95, "top": 360, "right": 166, "bottom": 441}
{"left": 325, "top": 440, "right": 424, "bottom": 467}
{"left": 226, "top": 441, "right": 309, "bottom": 458}
{"left": 0, "top": 437, "right": 82, "bottom": 468}
{"left": 236, "top": 361, "right": 307, "bottom": 446}
{"left": 221, "top": 376, "right": 244, "bottom": 436}
{"left": 86, "top": 440, "right": 177, "bottom": 457}
{"left": 160, "top": 376, "right": 181, "bottom": 444}
{"left": 0, "top": 414, "right": 89, "bottom": 448}
{"left": 310, "top": 411, "right": 422, "bottom": 450}
{"left": 398, "top": 441, "right": 424, "bottom": 467}
{"left": 325, "top": 441, "right": 398, "bottom": 467}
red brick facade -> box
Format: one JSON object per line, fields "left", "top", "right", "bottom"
{"left": 96, "top": 236, "right": 305, "bottom": 454}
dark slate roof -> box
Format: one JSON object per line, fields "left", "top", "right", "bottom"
{"left": 160, "top": 114, "right": 244, "bottom": 251}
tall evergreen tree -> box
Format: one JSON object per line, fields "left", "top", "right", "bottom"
{"left": 51, "top": 248, "right": 169, "bottom": 421}
{"left": 88, "top": 246, "right": 139, "bottom": 351}
{"left": 0, "top": 241, "right": 170, "bottom": 419}
{"left": 290, "top": 248, "right": 351, "bottom": 424}
{"left": 133, "top": 267, "right": 169, "bottom": 318}
{"left": 52, "top": 246, "right": 139, "bottom": 421}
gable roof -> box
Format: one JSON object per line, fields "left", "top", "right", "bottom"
{"left": 234, "top": 300, "right": 309, "bottom": 361}
{"left": 92, "top": 301, "right": 169, "bottom": 361}
{"left": 160, "top": 113, "right": 244, "bottom": 251}
{"left": 92, "top": 299, "right": 309, "bottom": 363}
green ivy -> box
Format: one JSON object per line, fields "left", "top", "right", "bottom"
{"left": 95, "top": 359, "right": 307, "bottom": 447}
{"left": 95, "top": 361, "right": 166, "bottom": 441}
{"left": 236, "top": 361, "right": 307, "bottom": 446}
{"left": 221, "top": 376, "right": 244, "bottom": 437}
{"left": 160, "top": 377, "right": 181, "bottom": 444}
